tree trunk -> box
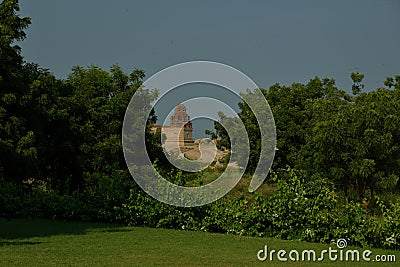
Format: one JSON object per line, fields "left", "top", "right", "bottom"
{"left": 364, "top": 190, "right": 374, "bottom": 214}
{"left": 344, "top": 188, "right": 349, "bottom": 205}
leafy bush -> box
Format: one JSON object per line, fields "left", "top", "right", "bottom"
{"left": 81, "top": 170, "right": 133, "bottom": 221}
{"left": 21, "top": 179, "right": 89, "bottom": 220}
{"left": 2, "top": 168, "right": 399, "bottom": 250}
{"left": 0, "top": 178, "right": 89, "bottom": 221}
{"left": 0, "top": 178, "right": 22, "bottom": 217}
{"left": 115, "top": 167, "right": 400, "bottom": 250}
{"left": 115, "top": 189, "right": 204, "bottom": 230}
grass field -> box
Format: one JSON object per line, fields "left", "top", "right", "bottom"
{"left": 0, "top": 219, "right": 398, "bottom": 266}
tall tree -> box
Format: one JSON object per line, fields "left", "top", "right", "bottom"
{"left": 303, "top": 86, "right": 400, "bottom": 208}
{"left": 0, "top": 0, "right": 35, "bottom": 182}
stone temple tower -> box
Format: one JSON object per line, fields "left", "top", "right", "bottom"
{"left": 152, "top": 104, "right": 194, "bottom": 151}
{"left": 170, "top": 104, "right": 191, "bottom": 127}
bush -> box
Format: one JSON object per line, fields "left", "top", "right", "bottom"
{"left": 0, "top": 178, "right": 89, "bottom": 221}
{"left": 81, "top": 170, "right": 133, "bottom": 221}
{"left": 21, "top": 179, "right": 90, "bottom": 220}
{"left": 115, "top": 189, "right": 204, "bottom": 230}
{"left": 115, "top": 167, "right": 400, "bottom": 250}
{"left": 0, "top": 178, "right": 22, "bottom": 217}
{"left": 2, "top": 168, "right": 398, "bottom": 250}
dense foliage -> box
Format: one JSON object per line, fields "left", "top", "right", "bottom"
{"left": 115, "top": 168, "right": 400, "bottom": 249}
{"left": 0, "top": 0, "right": 156, "bottom": 221}
{"left": 1, "top": 0, "right": 399, "bottom": 250}
{"left": 211, "top": 76, "right": 400, "bottom": 209}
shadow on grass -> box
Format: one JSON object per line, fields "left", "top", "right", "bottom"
{"left": 0, "top": 218, "right": 118, "bottom": 241}
{"left": 99, "top": 228, "right": 132, "bottom": 233}
{"left": 0, "top": 241, "right": 44, "bottom": 246}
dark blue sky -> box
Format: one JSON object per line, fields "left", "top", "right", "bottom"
{"left": 19, "top": 0, "right": 400, "bottom": 91}
{"left": 18, "top": 1, "right": 400, "bottom": 138}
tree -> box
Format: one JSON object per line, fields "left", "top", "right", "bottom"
{"left": 63, "top": 65, "right": 143, "bottom": 189}
{"left": 260, "top": 77, "right": 347, "bottom": 172}
{"left": 0, "top": 0, "right": 35, "bottom": 182}
{"left": 351, "top": 72, "right": 365, "bottom": 95}
{"left": 384, "top": 75, "right": 400, "bottom": 90}
{"left": 209, "top": 77, "right": 347, "bottom": 175}
{"left": 303, "top": 86, "right": 400, "bottom": 209}
{"left": 0, "top": 0, "right": 31, "bottom": 77}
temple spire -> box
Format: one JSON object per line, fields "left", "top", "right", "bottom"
{"left": 170, "top": 103, "right": 191, "bottom": 127}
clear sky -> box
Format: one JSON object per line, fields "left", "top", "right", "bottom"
{"left": 18, "top": 0, "right": 400, "bottom": 137}
{"left": 18, "top": 0, "right": 400, "bottom": 89}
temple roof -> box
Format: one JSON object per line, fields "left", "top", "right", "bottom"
{"left": 170, "top": 103, "right": 190, "bottom": 127}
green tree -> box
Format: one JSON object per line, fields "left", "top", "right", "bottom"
{"left": 384, "top": 75, "right": 400, "bottom": 90}
{"left": 62, "top": 64, "right": 165, "bottom": 218}
{"left": 303, "top": 86, "right": 400, "bottom": 208}
{"left": 0, "top": 0, "right": 30, "bottom": 77}
{"left": 351, "top": 72, "right": 365, "bottom": 95}
{"left": 256, "top": 77, "right": 346, "bottom": 172}
{"left": 0, "top": 0, "right": 35, "bottom": 182}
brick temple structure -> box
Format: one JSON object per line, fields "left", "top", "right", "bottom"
{"left": 153, "top": 104, "right": 194, "bottom": 151}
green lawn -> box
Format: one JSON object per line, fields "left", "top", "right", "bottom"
{"left": 0, "top": 219, "right": 398, "bottom": 266}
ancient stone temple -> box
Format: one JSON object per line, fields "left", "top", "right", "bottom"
{"left": 170, "top": 104, "right": 191, "bottom": 127}
{"left": 152, "top": 104, "right": 194, "bottom": 151}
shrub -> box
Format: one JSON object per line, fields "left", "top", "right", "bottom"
{"left": 0, "top": 178, "right": 22, "bottom": 217}
{"left": 114, "top": 167, "right": 400, "bottom": 250}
